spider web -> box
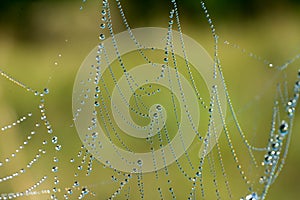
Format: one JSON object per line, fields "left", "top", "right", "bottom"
{"left": 0, "top": 0, "right": 299, "bottom": 199}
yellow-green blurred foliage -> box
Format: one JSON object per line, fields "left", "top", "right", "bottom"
{"left": 0, "top": 0, "right": 299, "bottom": 199}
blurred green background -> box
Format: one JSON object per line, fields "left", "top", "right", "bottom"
{"left": 0, "top": 0, "right": 300, "bottom": 199}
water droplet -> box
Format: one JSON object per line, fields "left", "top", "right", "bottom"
{"left": 52, "top": 166, "right": 58, "bottom": 173}
{"left": 99, "top": 34, "right": 105, "bottom": 41}
{"left": 279, "top": 120, "right": 288, "bottom": 136}
{"left": 94, "top": 101, "right": 100, "bottom": 107}
{"left": 74, "top": 181, "right": 80, "bottom": 187}
{"left": 137, "top": 159, "right": 143, "bottom": 166}
{"left": 52, "top": 136, "right": 58, "bottom": 144}
{"left": 43, "top": 88, "right": 49, "bottom": 94}
{"left": 67, "top": 189, "right": 73, "bottom": 195}
{"left": 100, "top": 23, "right": 106, "bottom": 29}
{"left": 243, "top": 192, "right": 258, "bottom": 200}
{"left": 156, "top": 105, "right": 162, "bottom": 111}
{"left": 55, "top": 145, "right": 62, "bottom": 151}
{"left": 92, "top": 132, "right": 98, "bottom": 138}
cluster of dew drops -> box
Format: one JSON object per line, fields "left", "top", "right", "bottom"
{"left": 80, "top": 0, "right": 300, "bottom": 199}
{"left": 0, "top": 69, "right": 95, "bottom": 199}
{"left": 0, "top": 69, "right": 56, "bottom": 199}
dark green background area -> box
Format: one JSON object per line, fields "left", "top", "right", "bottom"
{"left": 1, "top": 0, "right": 300, "bottom": 17}
{"left": 1, "top": 0, "right": 300, "bottom": 41}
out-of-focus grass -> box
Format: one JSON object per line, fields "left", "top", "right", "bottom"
{"left": 0, "top": 1, "right": 299, "bottom": 199}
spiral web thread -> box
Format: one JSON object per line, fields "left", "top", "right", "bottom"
{"left": 0, "top": 0, "right": 300, "bottom": 199}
